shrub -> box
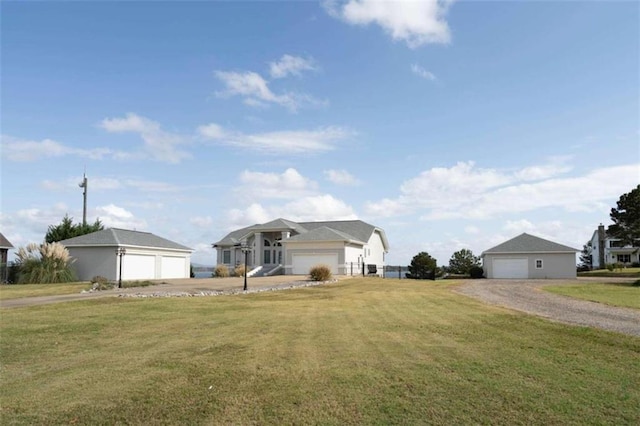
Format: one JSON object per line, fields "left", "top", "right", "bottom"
{"left": 606, "top": 263, "right": 615, "bottom": 271}
{"left": 90, "top": 275, "right": 113, "bottom": 290}
{"left": 469, "top": 266, "right": 485, "bottom": 279}
{"left": 309, "top": 264, "right": 332, "bottom": 281}
{"left": 632, "top": 262, "right": 640, "bottom": 268}
{"left": 632, "top": 279, "right": 640, "bottom": 287}
{"left": 234, "top": 264, "right": 246, "bottom": 277}
{"left": 14, "top": 242, "right": 77, "bottom": 284}
{"left": 214, "top": 264, "right": 229, "bottom": 278}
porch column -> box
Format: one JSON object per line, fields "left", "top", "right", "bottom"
{"left": 255, "top": 232, "right": 263, "bottom": 266}
{"left": 281, "top": 231, "right": 290, "bottom": 267}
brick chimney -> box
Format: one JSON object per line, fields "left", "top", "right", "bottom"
{"left": 598, "top": 224, "right": 606, "bottom": 268}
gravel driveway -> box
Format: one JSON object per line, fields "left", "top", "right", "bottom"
{"left": 455, "top": 278, "right": 640, "bottom": 337}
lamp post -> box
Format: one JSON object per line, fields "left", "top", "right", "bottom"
{"left": 116, "top": 247, "right": 126, "bottom": 288}
{"left": 240, "top": 243, "right": 251, "bottom": 291}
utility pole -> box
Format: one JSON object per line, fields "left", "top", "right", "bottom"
{"left": 79, "top": 172, "right": 87, "bottom": 227}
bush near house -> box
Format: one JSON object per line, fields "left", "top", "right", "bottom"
{"left": 469, "top": 266, "right": 485, "bottom": 279}
{"left": 213, "top": 265, "right": 229, "bottom": 278}
{"left": 234, "top": 264, "right": 246, "bottom": 277}
{"left": 309, "top": 264, "right": 332, "bottom": 281}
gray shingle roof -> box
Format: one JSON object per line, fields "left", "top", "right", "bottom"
{"left": 482, "top": 233, "right": 578, "bottom": 255}
{"left": 213, "top": 218, "right": 389, "bottom": 250}
{"left": 285, "top": 226, "right": 364, "bottom": 244}
{"left": 59, "top": 228, "right": 192, "bottom": 251}
{"left": 0, "top": 232, "right": 14, "bottom": 249}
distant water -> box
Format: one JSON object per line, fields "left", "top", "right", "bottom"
{"left": 193, "top": 270, "right": 213, "bottom": 279}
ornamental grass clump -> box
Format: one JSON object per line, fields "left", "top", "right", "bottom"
{"left": 234, "top": 264, "right": 246, "bottom": 277}
{"left": 214, "top": 264, "right": 229, "bottom": 278}
{"left": 309, "top": 264, "right": 332, "bottom": 281}
{"left": 14, "top": 242, "right": 77, "bottom": 284}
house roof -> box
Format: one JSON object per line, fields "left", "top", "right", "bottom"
{"left": 213, "top": 218, "right": 389, "bottom": 251}
{"left": 59, "top": 228, "right": 192, "bottom": 251}
{"left": 482, "top": 233, "right": 578, "bottom": 256}
{"left": 284, "top": 226, "right": 364, "bottom": 244}
{"left": 0, "top": 232, "right": 14, "bottom": 249}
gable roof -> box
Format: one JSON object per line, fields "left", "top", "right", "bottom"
{"left": 213, "top": 218, "right": 389, "bottom": 251}
{"left": 482, "top": 233, "right": 578, "bottom": 256}
{"left": 0, "top": 232, "right": 14, "bottom": 249}
{"left": 59, "top": 228, "right": 192, "bottom": 251}
{"left": 284, "top": 226, "right": 365, "bottom": 244}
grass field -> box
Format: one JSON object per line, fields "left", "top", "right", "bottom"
{"left": 544, "top": 281, "right": 640, "bottom": 309}
{"left": 578, "top": 267, "right": 640, "bottom": 278}
{"left": 1, "top": 278, "right": 639, "bottom": 425}
{"left": 0, "top": 282, "right": 91, "bottom": 300}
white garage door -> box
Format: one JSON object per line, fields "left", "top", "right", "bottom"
{"left": 122, "top": 254, "right": 156, "bottom": 280}
{"left": 161, "top": 256, "right": 187, "bottom": 279}
{"left": 292, "top": 254, "right": 338, "bottom": 275}
{"left": 493, "top": 258, "right": 528, "bottom": 279}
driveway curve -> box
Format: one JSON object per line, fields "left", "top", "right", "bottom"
{"left": 455, "top": 278, "right": 640, "bottom": 337}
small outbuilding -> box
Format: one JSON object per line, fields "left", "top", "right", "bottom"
{"left": 482, "top": 233, "right": 578, "bottom": 279}
{"left": 59, "top": 228, "right": 193, "bottom": 281}
{"left": 0, "top": 232, "right": 14, "bottom": 282}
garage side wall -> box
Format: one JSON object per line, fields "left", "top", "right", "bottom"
{"left": 528, "top": 253, "right": 576, "bottom": 279}
{"left": 67, "top": 247, "right": 117, "bottom": 281}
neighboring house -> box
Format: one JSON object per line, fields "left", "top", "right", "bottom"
{"left": 589, "top": 224, "right": 640, "bottom": 269}
{"left": 482, "top": 233, "right": 578, "bottom": 279}
{"left": 0, "top": 232, "right": 14, "bottom": 282}
{"left": 59, "top": 228, "right": 193, "bottom": 281}
{"left": 213, "top": 218, "right": 390, "bottom": 276}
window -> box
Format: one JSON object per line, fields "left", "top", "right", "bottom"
{"left": 609, "top": 240, "right": 624, "bottom": 248}
{"left": 264, "top": 240, "right": 271, "bottom": 247}
{"left": 618, "top": 254, "right": 631, "bottom": 263}
{"left": 223, "top": 250, "right": 231, "bottom": 264}
{"left": 535, "top": 259, "right": 543, "bottom": 269}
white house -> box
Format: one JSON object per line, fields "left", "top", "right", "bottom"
{"left": 59, "top": 228, "right": 193, "bottom": 281}
{"left": 482, "top": 233, "right": 578, "bottom": 279}
{"left": 213, "top": 218, "right": 389, "bottom": 276}
{"left": 589, "top": 224, "right": 640, "bottom": 269}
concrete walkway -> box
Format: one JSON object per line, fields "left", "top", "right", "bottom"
{"left": 455, "top": 278, "right": 640, "bottom": 337}
{"left": 1, "top": 275, "right": 347, "bottom": 309}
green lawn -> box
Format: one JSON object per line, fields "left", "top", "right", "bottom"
{"left": 0, "top": 282, "right": 92, "bottom": 300}
{"left": 1, "top": 278, "right": 639, "bottom": 425}
{"left": 544, "top": 281, "right": 640, "bottom": 309}
{"left": 578, "top": 267, "right": 640, "bottom": 278}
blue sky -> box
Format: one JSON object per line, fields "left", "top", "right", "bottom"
{"left": 2, "top": 0, "right": 639, "bottom": 266}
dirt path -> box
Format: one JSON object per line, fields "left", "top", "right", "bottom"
{"left": 1, "top": 276, "right": 349, "bottom": 309}
{"left": 455, "top": 278, "right": 640, "bottom": 337}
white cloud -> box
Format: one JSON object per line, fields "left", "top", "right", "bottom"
{"left": 464, "top": 225, "right": 480, "bottom": 235}
{"left": 198, "top": 123, "right": 352, "bottom": 155}
{"left": 269, "top": 54, "right": 318, "bottom": 79}
{"left": 214, "top": 70, "right": 324, "bottom": 112}
{"left": 238, "top": 168, "right": 318, "bottom": 199}
{"left": 190, "top": 216, "right": 214, "bottom": 228}
{"left": 95, "top": 204, "right": 147, "bottom": 230}
{"left": 326, "top": 0, "right": 454, "bottom": 48}
{"left": 100, "top": 113, "right": 190, "bottom": 163}
{"left": 2, "top": 135, "right": 113, "bottom": 162}
{"left": 411, "top": 64, "right": 436, "bottom": 81}
{"left": 324, "top": 169, "right": 361, "bottom": 186}
{"left": 365, "top": 160, "right": 640, "bottom": 221}
{"left": 225, "top": 195, "right": 357, "bottom": 230}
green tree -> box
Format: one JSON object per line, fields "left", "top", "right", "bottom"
{"left": 45, "top": 214, "right": 103, "bottom": 243}
{"left": 447, "top": 249, "right": 481, "bottom": 275}
{"left": 407, "top": 252, "right": 437, "bottom": 280}
{"left": 579, "top": 241, "right": 592, "bottom": 270}
{"left": 608, "top": 185, "right": 640, "bottom": 246}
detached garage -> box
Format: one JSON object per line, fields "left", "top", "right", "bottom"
{"left": 482, "top": 233, "right": 578, "bottom": 279}
{"left": 59, "top": 228, "right": 193, "bottom": 281}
